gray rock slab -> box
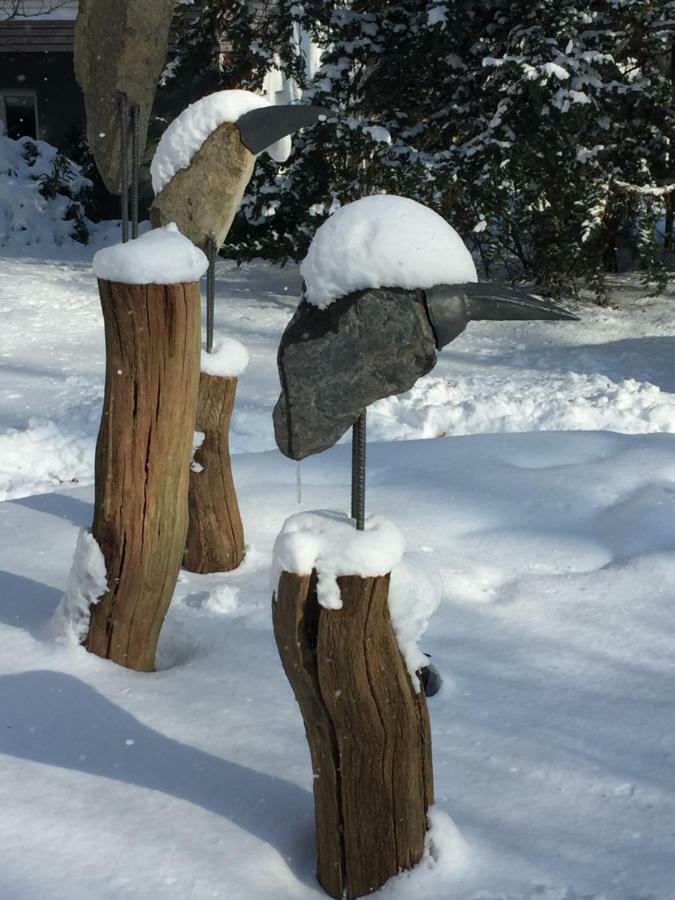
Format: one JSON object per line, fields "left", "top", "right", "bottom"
{"left": 150, "top": 121, "right": 256, "bottom": 251}
{"left": 274, "top": 288, "right": 438, "bottom": 460}
{"left": 75, "top": 0, "right": 175, "bottom": 194}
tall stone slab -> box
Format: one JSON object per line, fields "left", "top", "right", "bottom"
{"left": 74, "top": 0, "right": 176, "bottom": 193}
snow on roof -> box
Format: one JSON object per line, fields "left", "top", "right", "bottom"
{"left": 92, "top": 223, "right": 208, "bottom": 285}
{"left": 150, "top": 90, "right": 292, "bottom": 195}
{"left": 300, "top": 195, "right": 478, "bottom": 309}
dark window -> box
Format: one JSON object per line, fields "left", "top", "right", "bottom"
{"left": 1, "top": 93, "right": 38, "bottom": 140}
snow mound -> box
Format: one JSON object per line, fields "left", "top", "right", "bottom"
{"left": 0, "top": 128, "right": 92, "bottom": 251}
{"left": 300, "top": 195, "right": 477, "bottom": 308}
{"left": 272, "top": 510, "right": 405, "bottom": 610}
{"left": 92, "top": 223, "right": 208, "bottom": 284}
{"left": 54, "top": 528, "right": 108, "bottom": 641}
{"left": 379, "top": 808, "right": 468, "bottom": 897}
{"left": 202, "top": 337, "right": 249, "bottom": 377}
{"left": 368, "top": 371, "right": 675, "bottom": 441}
{"left": 389, "top": 552, "right": 443, "bottom": 683}
{"left": 151, "top": 90, "right": 292, "bottom": 195}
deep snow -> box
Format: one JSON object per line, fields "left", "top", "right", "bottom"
{"left": 1, "top": 246, "right": 675, "bottom": 899}
{"left": 2, "top": 253, "right": 675, "bottom": 502}
{"left": 2, "top": 433, "right": 675, "bottom": 900}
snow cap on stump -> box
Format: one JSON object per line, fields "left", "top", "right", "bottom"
{"left": 273, "top": 510, "right": 405, "bottom": 610}
{"left": 92, "top": 223, "right": 209, "bottom": 284}
{"left": 300, "top": 194, "right": 478, "bottom": 309}
{"left": 201, "top": 337, "right": 250, "bottom": 377}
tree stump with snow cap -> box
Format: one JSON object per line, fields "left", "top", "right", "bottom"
{"left": 184, "top": 340, "right": 248, "bottom": 572}
{"left": 272, "top": 512, "right": 434, "bottom": 900}
{"left": 82, "top": 225, "right": 206, "bottom": 672}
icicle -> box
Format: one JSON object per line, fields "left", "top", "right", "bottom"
{"left": 296, "top": 460, "right": 302, "bottom": 504}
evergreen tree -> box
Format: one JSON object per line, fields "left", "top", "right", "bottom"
{"left": 164, "top": 1, "right": 674, "bottom": 301}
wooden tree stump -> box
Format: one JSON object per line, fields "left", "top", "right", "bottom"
{"left": 183, "top": 372, "right": 245, "bottom": 573}
{"left": 85, "top": 278, "right": 201, "bottom": 672}
{"left": 273, "top": 570, "right": 434, "bottom": 900}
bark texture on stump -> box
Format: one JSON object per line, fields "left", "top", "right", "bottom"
{"left": 273, "top": 571, "right": 434, "bottom": 900}
{"left": 184, "top": 372, "right": 245, "bottom": 573}
{"left": 86, "top": 279, "right": 200, "bottom": 672}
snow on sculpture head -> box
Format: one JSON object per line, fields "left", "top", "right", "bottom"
{"left": 300, "top": 195, "right": 478, "bottom": 308}
{"left": 274, "top": 195, "right": 577, "bottom": 460}
{"left": 150, "top": 90, "right": 328, "bottom": 251}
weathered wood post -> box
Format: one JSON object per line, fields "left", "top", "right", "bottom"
{"left": 183, "top": 342, "right": 247, "bottom": 573}
{"left": 272, "top": 514, "right": 433, "bottom": 899}
{"left": 150, "top": 94, "right": 328, "bottom": 573}
{"left": 81, "top": 225, "right": 207, "bottom": 671}
{"left": 150, "top": 121, "right": 256, "bottom": 575}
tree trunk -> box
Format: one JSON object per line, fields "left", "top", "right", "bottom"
{"left": 665, "top": 193, "right": 674, "bottom": 253}
{"left": 273, "top": 570, "right": 433, "bottom": 900}
{"left": 183, "top": 372, "right": 245, "bottom": 573}
{"left": 85, "top": 279, "right": 200, "bottom": 672}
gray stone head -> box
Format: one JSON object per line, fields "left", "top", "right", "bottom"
{"left": 274, "top": 283, "right": 577, "bottom": 460}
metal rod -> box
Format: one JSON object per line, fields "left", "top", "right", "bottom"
{"left": 131, "top": 104, "right": 141, "bottom": 240}
{"left": 351, "top": 410, "right": 366, "bottom": 531}
{"left": 119, "top": 94, "right": 129, "bottom": 243}
{"left": 206, "top": 236, "right": 217, "bottom": 353}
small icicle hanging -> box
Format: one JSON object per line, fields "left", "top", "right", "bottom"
{"left": 296, "top": 460, "right": 302, "bottom": 505}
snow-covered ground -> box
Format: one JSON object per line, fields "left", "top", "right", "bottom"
{"left": 1, "top": 246, "right": 675, "bottom": 899}
{"left": 2, "top": 250, "right": 675, "bottom": 501}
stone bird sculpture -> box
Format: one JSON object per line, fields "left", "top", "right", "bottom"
{"left": 150, "top": 97, "right": 328, "bottom": 251}
{"left": 274, "top": 194, "right": 577, "bottom": 461}
{"left": 274, "top": 281, "right": 577, "bottom": 460}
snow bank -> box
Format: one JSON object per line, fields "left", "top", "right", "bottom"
{"left": 389, "top": 552, "right": 443, "bottom": 683}
{"left": 272, "top": 510, "right": 405, "bottom": 609}
{"left": 369, "top": 371, "right": 675, "bottom": 441}
{"left": 151, "top": 90, "right": 292, "bottom": 194}
{"left": 54, "top": 528, "right": 108, "bottom": 641}
{"left": 201, "top": 337, "right": 249, "bottom": 377}
{"left": 0, "top": 127, "right": 92, "bottom": 252}
{"left": 92, "top": 223, "right": 208, "bottom": 284}
{"left": 300, "top": 195, "right": 477, "bottom": 308}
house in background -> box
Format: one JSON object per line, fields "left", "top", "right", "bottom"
{"left": 0, "top": 0, "right": 320, "bottom": 146}
{"left": 0, "top": 1, "right": 82, "bottom": 146}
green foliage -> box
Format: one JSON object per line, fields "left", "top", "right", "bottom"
{"left": 36, "top": 147, "right": 92, "bottom": 245}
{"left": 167, "top": 0, "right": 674, "bottom": 300}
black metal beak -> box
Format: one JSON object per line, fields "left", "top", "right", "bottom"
{"left": 424, "top": 282, "right": 577, "bottom": 350}
{"left": 464, "top": 282, "right": 578, "bottom": 322}
{"left": 236, "top": 104, "right": 331, "bottom": 156}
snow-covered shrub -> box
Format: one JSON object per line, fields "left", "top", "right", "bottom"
{"left": 0, "top": 125, "right": 93, "bottom": 250}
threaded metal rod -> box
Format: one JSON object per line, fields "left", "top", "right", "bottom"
{"left": 131, "top": 105, "right": 140, "bottom": 240}
{"left": 119, "top": 94, "right": 129, "bottom": 243}
{"left": 351, "top": 410, "right": 366, "bottom": 531}
{"left": 206, "top": 236, "right": 217, "bottom": 353}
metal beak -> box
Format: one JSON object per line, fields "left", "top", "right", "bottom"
{"left": 464, "top": 282, "right": 578, "bottom": 322}
{"left": 236, "top": 104, "right": 331, "bottom": 156}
